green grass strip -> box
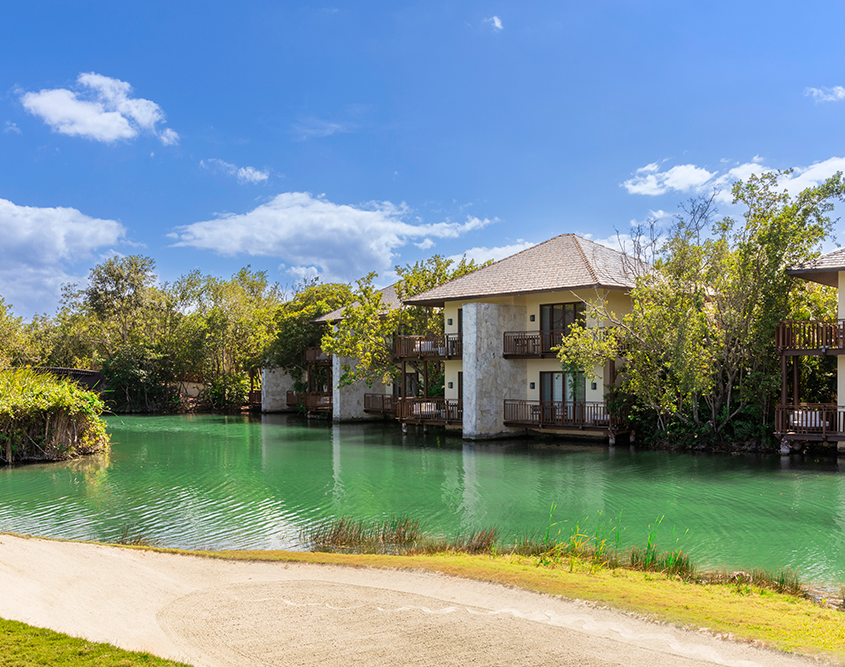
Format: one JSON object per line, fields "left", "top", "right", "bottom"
{"left": 0, "top": 618, "right": 189, "bottom": 667}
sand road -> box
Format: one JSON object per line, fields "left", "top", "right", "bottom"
{"left": 0, "top": 535, "right": 822, "bottom": 667}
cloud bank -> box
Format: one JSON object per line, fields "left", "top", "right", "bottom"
{"left": 171, "top": 192, "right": 493, "bottom": 282}
{"left": 0, "top": 198, "right": 126, "bottom": 316}
{"left": 21, "top": 73, "right": 179, "bottom": 145}
{"left": 622, "top": 156, "right": 845, "bottom": 203}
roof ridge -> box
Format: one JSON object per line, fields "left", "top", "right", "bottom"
{"left": 573, "top": 235, "right": 598, "bottom": 284}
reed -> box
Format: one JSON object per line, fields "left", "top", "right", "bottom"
{"left": 0, "top": 368, "right": 109, "bottom": 464}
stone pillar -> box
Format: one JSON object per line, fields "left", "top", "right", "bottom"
{"left": 462, "top": 302, "right": 527, "bottom": 439}
{"left": 332, "top": 356, "right": 381, "bottom": 421}
{"left": 261, "top": 368, "right": 295, "bottom": 412}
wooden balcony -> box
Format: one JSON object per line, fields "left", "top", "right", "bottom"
{"left": 396, "top": 334, "right": 462, "bottom": 359}
{"left": 304, "top": 347, "right": 332, "bottom": 365}
{"left": 503, "top": 329, "right": 565, "bottom": 358}
{"left": 363, "top": 393, "right": 396, "bottom": 415}
{"left": 286, "top": 390, "right": 304, "bottom": 407}
{"left": 775, "top": 404, "right": 845, "bottom": 441}
{"left": 286, "top": 391, "right": 332, "bottom": 412}
{"left": 503, "top": 399, "right": 626, "bottom": 430}
{"left": 397, "top": 397, "right": 462, "bottom": 424}
{"left": 776, "top": 320, "right": 845, "bottom": 355}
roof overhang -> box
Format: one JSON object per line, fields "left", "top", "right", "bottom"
{"left": 786, "top": 268, "right": 841, "bottom": 288}
{"left": 403, "top": 283, "right": 632, "bottom": 307}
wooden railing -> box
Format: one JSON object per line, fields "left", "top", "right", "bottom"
{"left": 503, "top": 329, "right": 565, "bottom": 357}
{"left": 503, "top": 400, "right": 625, "bottom": 428}
{"left": 286, "top": 391, "right": 332, "bottom": 411}
{"left": 397, "top": 397, "right": 462, "bottom": 423}
{"left": 776, "top": 320, "right": 845, "bottom": 352}
{"left": 304, "top": 347, "right": 332, "bottom": 364}
{"left": 396, "top": 335, "right": 462, "bottom": 359}
{"left": 775, "top": 404, "right": 845, "bottom": 435}
{"left": 363, "top": 393, "right": 396, "bottom": 414}
{"left": 248, "top": 389, "right": 262, "bottom": 406}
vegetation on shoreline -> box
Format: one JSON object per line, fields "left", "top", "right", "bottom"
{"left": 0, "top": 617, "right": 189, "bottom": 666}
{"left": 0, "top": 368, "right": 108, "bottom": 465}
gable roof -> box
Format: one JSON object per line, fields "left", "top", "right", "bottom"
{"left": 312, "top": 283, "right": 401, "bottom": 323}
{"left": 787, "top": 248, "right": 845, "bottom": 287}
{"left": 403, "top": 234, "right": 639, "bottom": 307}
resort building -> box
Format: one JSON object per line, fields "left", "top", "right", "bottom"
{"left": 776, "top": 249, "right": 845, "bottom": 452}
{"left": 401, "top": 234, "right": 636, "bottom": 440}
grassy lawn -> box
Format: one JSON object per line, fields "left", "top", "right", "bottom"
{"left": 0, "top": 618, "right": 189, "bottom": 667}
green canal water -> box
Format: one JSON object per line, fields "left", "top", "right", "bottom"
{"left": 1, "top": 414, "right": 845, "bottom": 586}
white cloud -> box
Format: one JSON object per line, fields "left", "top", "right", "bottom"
{"left": 622, "top": 163, "right": 715, "bottom": 196}
{"left": 201, "top": 158, "right": 269, "bottom": 184}
{"left": 805, "top": 86, "right": 845, "bottom": 103}
{"left": 171, "top": 192, "right": 493, "bottom": 281}
{"left": 483, "top": 16, "right": 503, "bottom": 31}
{"left": 4, "top": 121, "right": 21, "bottom": 134}
{"left": 624, "top": 156, "right": 845, "bottom": 204}
{"left": 448, "top": 241, "right": 535, "bottom": 266}
{"left": 415, "top": 238, "right": 435, "bottom": 250}
{"left": 21, "top": 73, "right": 179, "bottom": 145}
{"left": 0, "top": 198, "right": 126, "bottom": 316}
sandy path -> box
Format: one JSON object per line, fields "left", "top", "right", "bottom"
{"left": 0, "top": 535, "right": 821, "bottom": 667}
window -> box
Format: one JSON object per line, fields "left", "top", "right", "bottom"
{"left": 539, "top": 371, "right": 585, "bottom": 403}
{"left": 539, "top": 302, "right": 585, "bottom": 353}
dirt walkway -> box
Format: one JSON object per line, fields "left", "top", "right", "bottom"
{"left": 0, "top": 535, "right": 821, "bottom": 667}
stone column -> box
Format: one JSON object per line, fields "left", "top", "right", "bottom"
{"left": 261, "top": 368, "right": 295, "bottom": 412}
{"left": 332, "top": 356, "right": 381, "bottom": 421}
{"left": 462, "top": 302, "right": 527, "bottom": 439}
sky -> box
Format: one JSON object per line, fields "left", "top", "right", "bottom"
{"left": 2, "top": 0, "right": 845, "bottom": 318}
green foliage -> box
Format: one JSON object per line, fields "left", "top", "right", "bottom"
{"left": 100, "top": 346, "right": 179, "bottom": 413}
{"left": 265, "top": 280, "right": 354, "bottom": 381}
{"left": 559, "top": 171, "right": 845, "bottom": 444}
{"left": 323, "top": 254, "right": 490, "bottom": 386}
{"left": 205, "top": 372, "right": 250, "bottom": 410}
{"left": 0, "top": 368, "right": 109, "bottom": 462}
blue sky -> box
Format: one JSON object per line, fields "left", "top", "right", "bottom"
{"left": 2, "top": 1, "right": 845, "bottom": 317}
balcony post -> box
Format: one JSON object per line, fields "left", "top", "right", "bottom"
{"left": 781, "top": 353, "right": 787, "bottom": 408}
{"left": 792, "top": 357, "right": 799, "bottom": 407}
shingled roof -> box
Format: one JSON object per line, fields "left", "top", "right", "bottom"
{"left": 787, "top": 248, "right": 845, "bottom": 287}
{"left": 312, "top": 283, "right": 401, "bottom": 323}
{"left": 403, "top": 234, "right": 638, "bottom": 306}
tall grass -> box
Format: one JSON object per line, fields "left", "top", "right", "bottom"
{"left": 301, "top": 513, "right": 803, "bottom": 598}
{"left": 0, "top": 368, "right": 109, "bottom": 464}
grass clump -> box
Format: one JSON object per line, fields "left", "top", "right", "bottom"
{"left": 0, "top": 368, "right": 109, "bottom": 465}
{"left": 0, "top": 617, "right": 189, "bottom": 666}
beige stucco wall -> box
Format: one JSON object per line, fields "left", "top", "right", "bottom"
{"left": 261, "top": 368, "right": 296, "bottom": 412}
{"left": 462, "top": 302, "right": 527, "bottom": 439}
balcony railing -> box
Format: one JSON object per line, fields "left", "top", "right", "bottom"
{"left": 776, "top": 320, "right": 845, "bottom": 352}
{"left": 503, "top": 329, "right": 565, "bottom": 357}
{"left": 775, "top": 404, "right": 845, "bottom": 436}
{"left": 396, "top": 334, "right": 462, "bottom": 359}
{"left": 503, "top": 399, "right": 625, "bottom": 429}
{"left": 397, "top": 397, "right": 462, "bottom": 424}
{"left": 304, "top": 347, "right": 332, "bottom": 365}
{"left": 286, "top": 391, "right": 332, "bottom": 412}
{"left": 363, "top": 393, "right": 397, "bottom": 414}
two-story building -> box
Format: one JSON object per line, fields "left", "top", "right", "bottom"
{"left": 776, "top": 249, "right": 845, "bottom": 453}
{"left": 401, "top": 233, "right": 635, "bottom": 441}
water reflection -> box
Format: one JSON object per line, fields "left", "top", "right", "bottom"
{"left": 0, "top": 414, "right": 844, "bottom": 586}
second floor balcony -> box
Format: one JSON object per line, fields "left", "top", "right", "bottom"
{"left": 776, "top": 320, "right": 845, "bottom": 354}
{"left": 396, "top": 334, "right": 462, "bottom": 359}
{"left": 503, "top": 329, "right": 565, "bottom": 358}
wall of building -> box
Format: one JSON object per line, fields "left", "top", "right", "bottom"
{"left": 261, "top": 368, "right": 296, "bottom": 412}
{"left": 332, "top": 356, "right": 391, "bottom": 421}
{"left": 462, "top": 302, "right": 527, "bottom": 439}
